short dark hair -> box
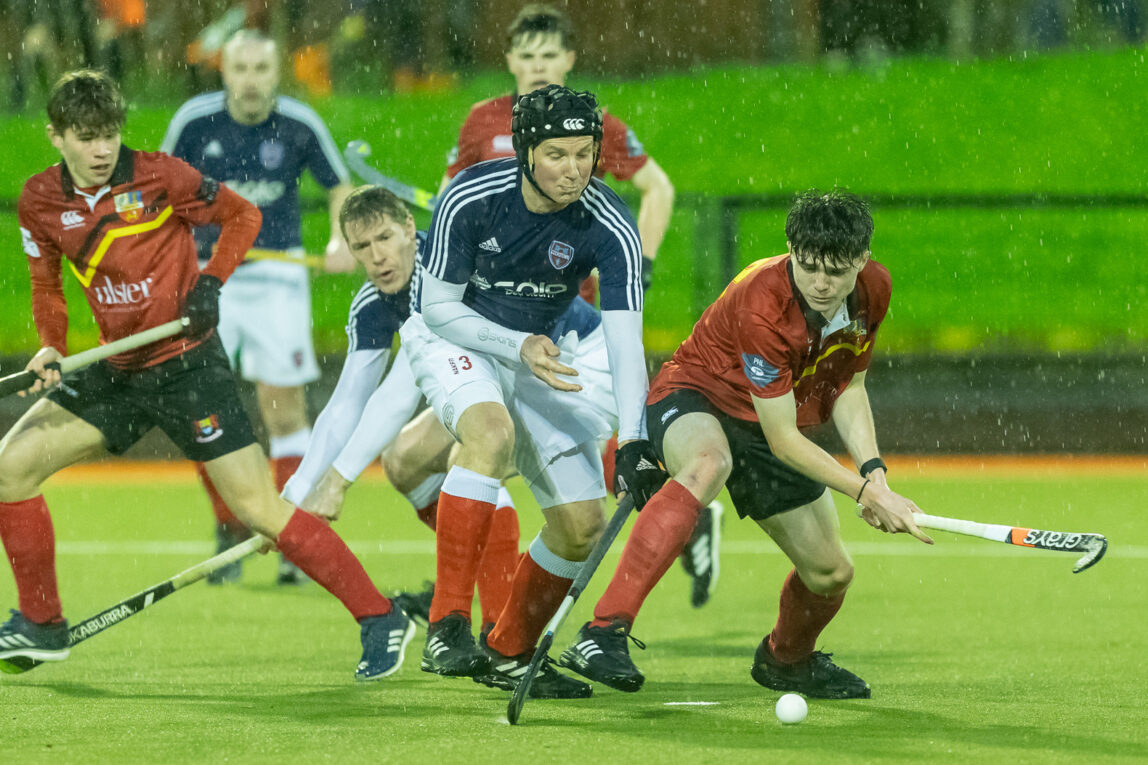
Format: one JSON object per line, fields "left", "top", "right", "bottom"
{"left": 339, "top": 186, "right": 411, "bottom": 241}
{"left": 47, "top": 69, "right": 126, "bottom": 135}
{"left": 785, "top": 189, "right": 873, "bottom": 267}
{"left": 506, "top": 4, "right": 575, "bottom": 51}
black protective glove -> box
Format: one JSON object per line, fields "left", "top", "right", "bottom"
{"left": 614, "top": 439, "right": 669, "bottom": 510}
{"left": 640, "top": 256, "right": 654, "bottom": 292}
{"left": 182, "top": 274, "right": 223, "bottom": 337}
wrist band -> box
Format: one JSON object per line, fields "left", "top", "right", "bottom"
{"left": 856, "top": 478, "right": 871, "bottom": 503}
{"left": 860, "top": 457, "right": 887, "bottom": 478}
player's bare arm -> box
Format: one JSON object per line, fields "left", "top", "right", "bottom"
{"left": 325, "top": 182, "right": 356, "bottom": 272}
{"left": 629, "top": 158, "right": 674, "bottom": 261}
{"left": 753, "top": 390, "right": 932, "bottom": 544}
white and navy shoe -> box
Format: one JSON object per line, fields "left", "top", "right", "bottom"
{"left": 0, "top": 609, "right": 70, "bottom": 673}
{"left": 680, "top": 501, "right": 723, "bottom": 608}
{"left": 355, "top": 604, "right": 416, "bottom": 682}
{"left": 559, "top": 620, "right": 645, "bottom": 692}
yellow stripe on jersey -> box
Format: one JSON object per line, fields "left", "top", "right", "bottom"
{"left": 794, "top": 338, "right": 872, "bottom": 385}
{"left": 66, "top": 206, "right": 174, "bottom": 287}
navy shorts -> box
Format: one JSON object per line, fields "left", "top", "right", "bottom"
{"left": 646, "top": 388, "right": 826, "bottom": 521}
{"left": 48, "top": 336, "right": 256, "bottom": 462}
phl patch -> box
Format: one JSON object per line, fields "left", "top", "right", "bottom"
{"left": 114, "top": 190, "right": 144, "bottom": 223}
{"left": 741, "top": 353, "right": 780, "bottom": 389}
{"left": 548, "top": 240, "right": 574, "bottom": 270}
{"left": 193, "top": 414, "right": 224, "bottom": 443}
{"left": 259, "top": 139, "right": 284, "bottom": 170}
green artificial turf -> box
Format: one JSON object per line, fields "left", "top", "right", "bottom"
{"left": 3, "top": 465, "right": 1145, "bottom": 762}
{"left": 1, "top": 48, "right": 1143, "bottom": 356}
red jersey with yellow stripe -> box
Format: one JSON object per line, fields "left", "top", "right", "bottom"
{"left": 648, "top": 254, "right": 890, "bottom": 430}
{"left": 18, "top": 146, "right": 256, "bottom": 369}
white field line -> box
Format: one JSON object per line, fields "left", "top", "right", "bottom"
{"left": 52, "top": 539, "right": 1148, "bottom": 559}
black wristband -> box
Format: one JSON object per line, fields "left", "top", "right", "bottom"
{"left": 860, "top": 457, "right": 887, "bottom": 478}
{"left": 856, "top": 478, "right": 871, "bottom": 503}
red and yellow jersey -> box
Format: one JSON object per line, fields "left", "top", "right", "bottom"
{"left": 445, "top": 94, "right": 650, "bottom": 182}
{"left": 18, "top": 147, "right": 258, "bottom": 369}
{"left": 649, "top": 254, "right": 891, "bottom": 429}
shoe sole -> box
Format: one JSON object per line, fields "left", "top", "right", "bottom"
{"left": 558, "top": 653, "right": 644, "bottom": 693}
{"left": 750, "top": 664, "right": 871, "bottom": 699}
{"left": 0, "top": 648, "right": 69, "bottom": 673}
{"left": 355, "top": 619, "right": 418, "bottom": 682}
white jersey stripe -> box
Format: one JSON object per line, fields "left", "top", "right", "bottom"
{"left": 427, "top": 167, "right": 517, "bottom": 278}
{"left": 277, "top": 96, "right": 350, "bottom": 183}
{"left": 160, "top": 92, "right": 227, "bottom": 153}
{"left": 580, "top": 185, "right": 643, "bottom": 310}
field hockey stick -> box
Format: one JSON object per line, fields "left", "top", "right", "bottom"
{"left": 246, "top": 248, "right": 326, "bottom": 268}
{"left": 912, "top": 512, "right": 1108, "bottom": 573}
{"left": 344, "top": 140, "right": 437, "bottom": 212}
{"left": 0, "top": 318, "right": 188, "bottom": 399}
{"left": 507, "top": 494, "right": 635, "bottom": 725}
{"left": 0, "top": 534, "right": 267, "bottom": 675}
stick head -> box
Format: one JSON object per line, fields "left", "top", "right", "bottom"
{"left": 0, "top": 655, "right": 42, "bottom": 674}
{"left": 1072, "top": 534, "right": 1108, "bottom": 573}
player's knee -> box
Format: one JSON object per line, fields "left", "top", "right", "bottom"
{"left": 456, "top": 408, "right": 515, "bottom": 476}
{"left": 0, "top": 451, "right": 37, "bottom": 502}
{"left": 540, "top": 502, "right": 605, "bottom": 560}
{"left": 800, "top": 559, "right": 854, "bottom": 597}
{"left": 675, "top": 449, "right": 732, "bottom": 505}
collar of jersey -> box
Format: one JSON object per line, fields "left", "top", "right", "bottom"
{"left": 786, "top": 256, "right": 861, "bottom": 333}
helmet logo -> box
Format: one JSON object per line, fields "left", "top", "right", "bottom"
{"left": 562, "top": 118, "right": 586, "bottom": 130}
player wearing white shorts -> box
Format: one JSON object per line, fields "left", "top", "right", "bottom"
{"left": 281, "top": 186, "right": 614, "bottom": 636}
{"left": 161, "top": 30, "right": 354, "bottom": 584}
{"left": 401, "top": 85, "right": 669, "bottom": 701}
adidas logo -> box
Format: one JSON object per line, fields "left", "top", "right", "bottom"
{"left": 636, "top": 457, "right": 659, "bottom": 471}
{"left": 0, "top": 634, "right": 35, "bottom": 649}
{"left": 478, "top": 237, "right": 501, "bottom": 253}
{"left": 427, "top": 636, "right": 450, "bottom": 657}
{"left": 574, "top": 639, "right": 604, "bottom": 659}
{"left": 492, "top": 659, "right": 528, "bottom": 678}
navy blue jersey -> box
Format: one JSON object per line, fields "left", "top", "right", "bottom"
{"left": 345, "top": 281, "right": 411, "bottom": 353}
{"left": 161, "top": 92, "right": 348, "bottom": 257}
{"left": 420, "top": 158, "right": 642, "bottom": 336}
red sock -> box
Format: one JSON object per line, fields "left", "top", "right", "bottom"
{"left": 591, "top": 480, "right": 701, "bottom": 628}
{"left": 195, "top": 462, "right": 247, "bottom": 532}
{"left": 476, "top": 501, "right": 520, "bottom": 628}
{"left": 768, "top": 569, "right": 845, "bottom": 664}
{"left": 487, "top": 552, "right": 571, "bottom": 657}
{"left": 272, "top": 455, "right": 304, "bottom": 494}
{"left": 428, "top": 472, "right": 498, "bottom": 623}
{"left": 602, "top": 434, "right": 619, "bottom": 496}
{"left": 415, "top": 499, "right": 438, "bottom": 531}
{"left": 0, "top": 496, "right": 62, "bottom": 624}
{"left": 275, "top": 509, "right": 391, "bottom": 621}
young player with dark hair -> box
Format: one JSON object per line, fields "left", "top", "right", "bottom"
{"left": 400, "top": 84, "right": 664, "bottom": 699}
{"left": 161, "top": 29, "right": 355, "bottom": 585}
{"left": 0, "top": 70, "right": 412, "bottom": 682}
{"left": 558, "top": 190, "right": 933, "bottom": 699}
{"left": 426, "top": 3, "right": 722, "bottom": 611}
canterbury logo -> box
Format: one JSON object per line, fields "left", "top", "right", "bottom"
{"left": 60, "top": 211, "right": 83, "bottom": 227}
{"left": 562, "top": 118, "right": 586, "bottom": 130}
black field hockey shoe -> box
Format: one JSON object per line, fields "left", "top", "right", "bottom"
{"left": 558, "top": 621, "right": 646, "bottom": 692}
{"left": 474, "top": 637, "right": 592, "bottom": 700}
{"left": 750, "top": 640, "right": 871, "bottom": 699}
{"left": 0, "top": 610, "right": 70, "bottom": 671}
{"left": 355, "top": 604, "right": 416, "bottom": 682}
{"left": 421, "top": 614, "right": 490, "bottom": 677}
{"left": 392, "top": 581, "right": 434, "bottom": 629}
{"left": 679, "top": 501, "right": 723, "bottom": 608}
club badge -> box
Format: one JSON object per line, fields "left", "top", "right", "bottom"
{"left": 548, "top": 240, "right": 574, "bottom": 270}
{"left": 113, "top": 190, "right": 144, "bottom": 223}
{"left": 259, "top": 139, "right": 284, "bottom": 170}
{"left": 193, "top": 414, "right": 224, "bottom": 443}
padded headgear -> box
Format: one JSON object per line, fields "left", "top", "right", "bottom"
{"left": 511, "top": 84, "right": 604, "bottom": 169}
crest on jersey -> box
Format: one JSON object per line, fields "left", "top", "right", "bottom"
{"left": 548, "top": 240, "right": 574, "bottom": 270}
{"left": 193, "top": 414, "right": 223, "bottom": 443}
{"left": 259, "top": 140, "right": 284, "bottom": 170}
{"left": 114, "top": 190, "right": 144, "bottom": 223}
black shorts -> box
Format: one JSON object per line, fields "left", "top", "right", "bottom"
{"left": 48, "top": 336, "right": 256, "bottom": 462}
{"left": 646, "top": 388, "right": 826, "bottom": 522}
